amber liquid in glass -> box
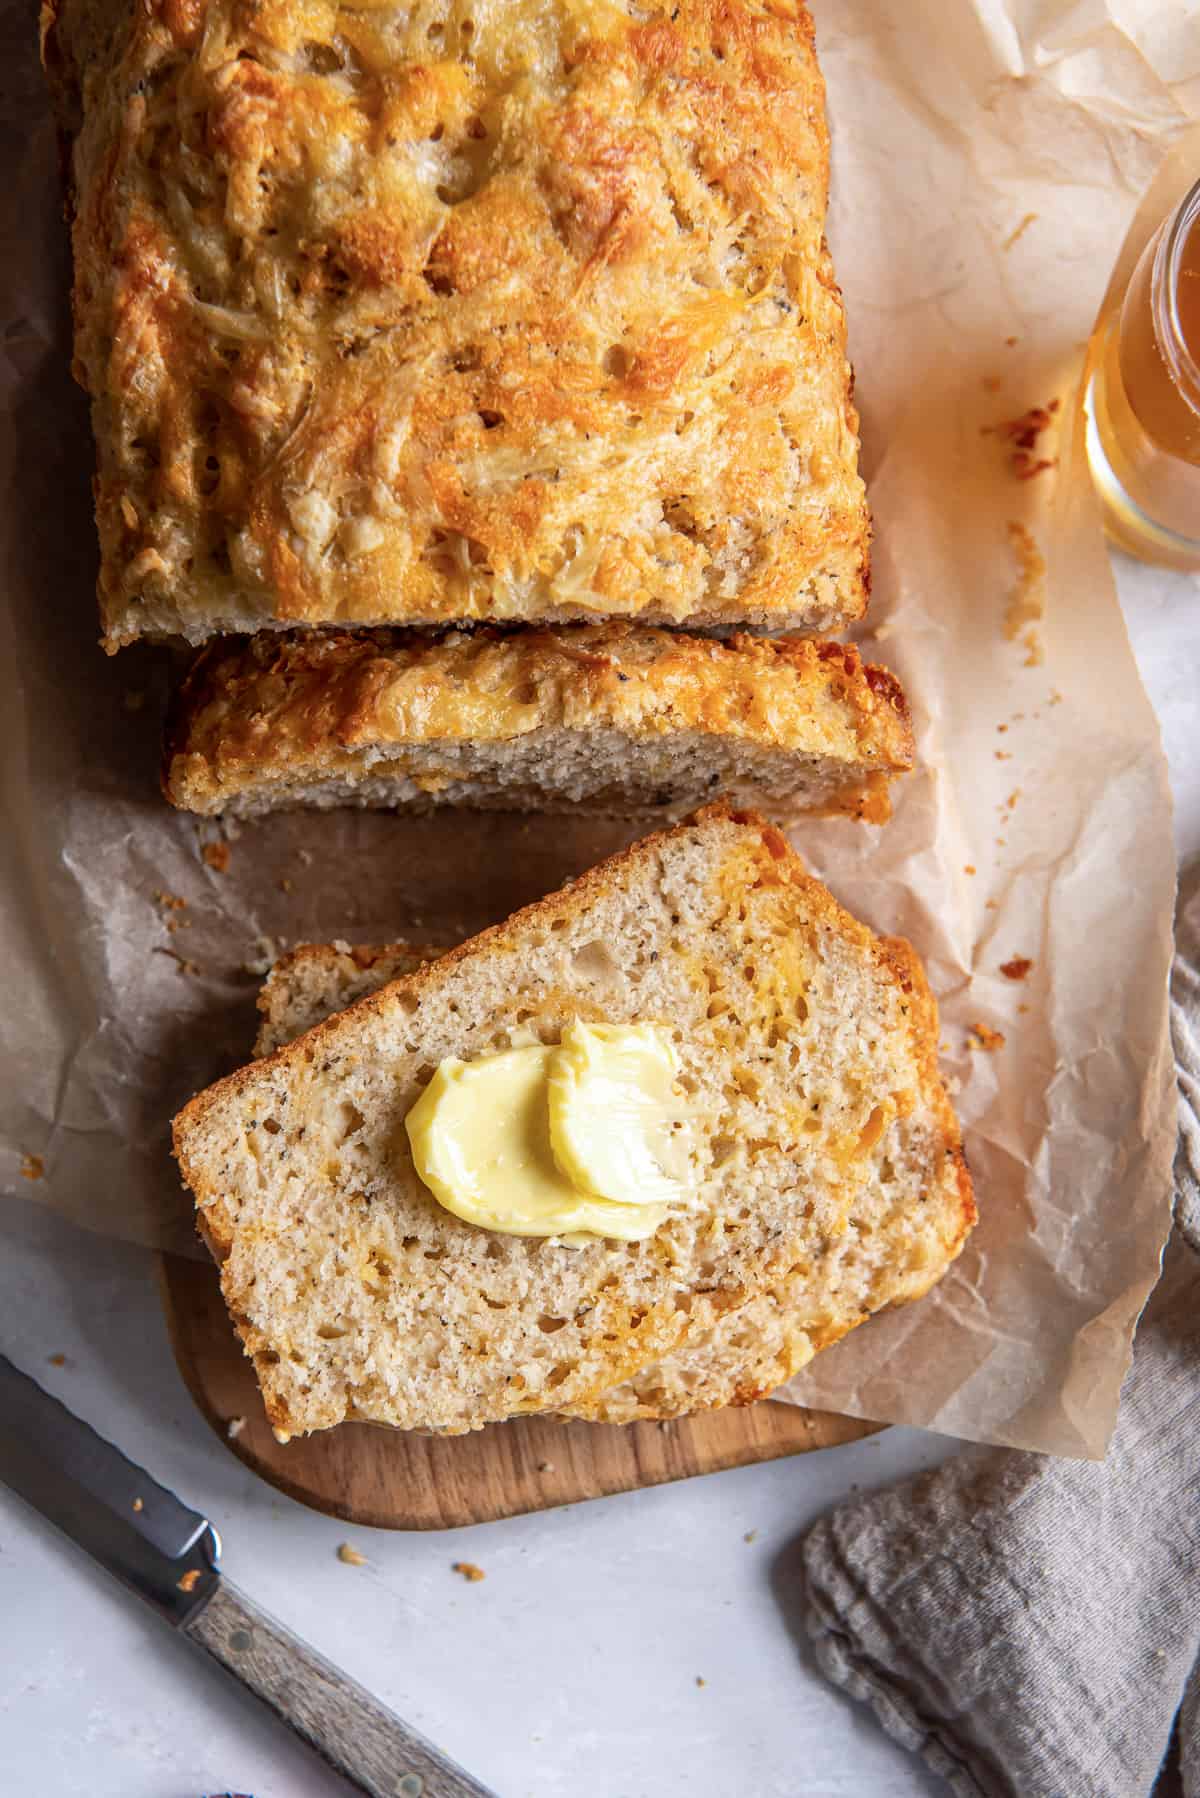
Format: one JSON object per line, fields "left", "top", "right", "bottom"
{"left": 1086, "top": 206, "right": 1200, "bottom": 567}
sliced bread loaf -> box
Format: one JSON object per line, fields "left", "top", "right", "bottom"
{"left": 163, "top": 627, "right": 912, "bottom": 822}
{"left": 174, "top": 805, "right": 972, "bottom": 1440}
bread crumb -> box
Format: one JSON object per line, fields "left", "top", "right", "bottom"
{"left": 743, "top": 1530, "right": 758, "bottom": 1544}
{"left": 1049, "top": 688, "right": 1064, "bottom": 705}
{"left": 986, "top": 900, "right": 999, "bottom": 911}
{"left": 153, "top": 891, "right": 188, "bottom": 911}
{"left": 1005, "top": 335, "right": 1019, "bottom": 347}
{"left": 1003, "top": 790, "right": 1022, "bottom": 812}
{"left": 1000, "top": 956, "right": 1034, "bottom": 981}
{"left": 48, "top": 1353, "right": 67, "bottom": 1367}
{"left": 177, "top": 1569, "right": 201, "bottom": 1593}
{"left": 1006, "top": 522, "right": 1046, "bottom": 645}
{"left": 963, "top": 864, "right": 976, "bottom": 876}
{"left": 226, "top": 1416, "right": 246, "bottom": 1440}
{"left": 1003, "top": 212, "right": 1038, "bottom": 251}
{"left": 1022, "top": 627, "right": 1045, "bottom": 667}
{"left": 132, "top": 1497, "right": 144, "bottom": 1512}
{"left": 20, "top": 1154, "right": 44, "bottom": 1182}
{"left": 992, "top": 406, "right": 1058, "bottom": 480}
{"left": 452, "top": 1561, "right": 486, "bottom": 1583}
{"left": 245, "top": 935, "right": 287, "bottom": 977}
{"left": 155, "top": 947, "right": 202, "bottom": 976}
{"left": 202, "top": 841, "right": 230, "bottom": 874}
{"left": 279, "top": 877, "right": 294, "bottom": 894}
{"left": 982, "top": 374, "right": 1003, "bottom": 393}
{"left": 695, "top": 1676, "right": 707, "bottom": 1688}
{"left": 537, "top": 1461, "right": 555, "bottom": 1474}
{"left": 338, "top": 1542, "right": 368, "bottom": 1567}
{"left": 997, "top": 723, "right": 1009, "bottom": 732}
{"left": 1018, "top": 1003, "right": 1031, "bottom": 1015}
{"left": 969, "top": 1023, "right": 1006, "bottom": 1052}
{"left": 995, "top": 750, "right": 1011, "bottom": 761}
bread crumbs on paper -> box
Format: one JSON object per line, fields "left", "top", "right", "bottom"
{"left": 155, "top": 947, "right": 201, "bottom": 976}
{"left": 177, "top": 1570, "right": 201, "bottom": 1593}
{"left": 963, "top": 864, "right": 976, "bottom": 876}
{"left": 452, "top": 1561, "right": 486, "bottom": 1583}
{"left": 245, "top": 935, "right": 287, "bottom": 977}
{"left": 337, "top": 1543, "right": 368, "bottom": 1567}
{"left": 1001, "top": 957, "right": 1034, "bottom": 981}
{"left": 743, "top": 1530, "right": 758, "bottom": 1544}
{"left": 153, "top": 890, "right": 187, "bottom": 911}
{"left": 986, "top": 405, "right": 1059, "bottom": 480}
{"left": 20, "top": 1154, "right": 44, "bottom": 1181}
{"left": 201, "top": 840, "right": 230, "bottom": 874}
{"left": 969, "top": 1023, "right": 1006, "bottom": 1052}
{"left": 48, "top": 1353, "right": 67, "bottom": 1367}
{"left": 1005, "top": 524, "right": 1047, "bottom": 664}
{"left": 695, "top": 1676, "right": 707, "bottom": 1688}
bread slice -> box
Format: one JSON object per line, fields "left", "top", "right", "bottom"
{"left": 174, "top": 805, "right": 972, "bottom": 1440}
{"left": 43, "top": 0, "right": 868, "bottom": 650}
{"left": 163, "top": 627, "right": 912, "bottom": 823}
{"left": 253, "top": 931, "right": 970, "bottom": 1424}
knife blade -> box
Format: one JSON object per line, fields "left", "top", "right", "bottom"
{"left": 0, "top": 1353, "right": 496, "bottom": 1798}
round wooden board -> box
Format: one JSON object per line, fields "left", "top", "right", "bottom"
{"left": 160, "top": 1255, "right": 882, "bottom": 1530}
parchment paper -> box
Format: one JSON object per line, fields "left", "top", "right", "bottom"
{"left": 1, "top": 0, "right": 1192, "bottom": 1457}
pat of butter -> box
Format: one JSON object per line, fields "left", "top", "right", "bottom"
{"left": 404, "top": 1024, "right": 690, "bottom": 1244}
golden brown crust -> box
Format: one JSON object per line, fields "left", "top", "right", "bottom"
{"left": 162, "top": 623, "right": 913, "bottom": 818}
{"left": 46, "top": 0, "right": 869, "bottom": 648}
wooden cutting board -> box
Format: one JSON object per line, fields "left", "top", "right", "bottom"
{"left": 160, "top": 1255, "right": 880, "bottom": 1530}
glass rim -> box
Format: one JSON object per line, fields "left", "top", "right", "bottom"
{"left": 1153, "top": 174, "right": 1200, "bottom": 412}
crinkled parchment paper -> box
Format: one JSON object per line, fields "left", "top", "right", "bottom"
{"left": 1, "top": 0, "right": 1193, "bottom": 1456}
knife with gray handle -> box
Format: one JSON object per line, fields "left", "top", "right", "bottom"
{"left": 0, "top": 1352, "right": 496, "bottom": 1798}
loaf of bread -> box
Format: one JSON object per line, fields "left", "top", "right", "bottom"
{"left": 164, "top": 626, "right": 912, "bottom": 821}
{"left": 42, "top": 0, "right": 869, "bottom": 650}
{"left": 175, "top": 805, "right": 973, "bottom": 1439}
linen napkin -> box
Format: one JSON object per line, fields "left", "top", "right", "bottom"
{"left": 800, "top": 881, "right": 1200, "bottom": 1798}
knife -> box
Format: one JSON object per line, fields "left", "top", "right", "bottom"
{"left": 0, "top": 1353, "right": 496, "bottom": 1798}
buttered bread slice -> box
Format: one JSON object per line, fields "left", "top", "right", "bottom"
{"left": 174, "top": 806, "right": 972, "bottom": 1440}
{"left": 163, "top": 627, "right": 913, "bottom": 822}
{"left": 254, "top": 931, "right": 971, "bottom": 1424}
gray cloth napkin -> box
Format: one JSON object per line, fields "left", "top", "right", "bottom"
{"left": 801, "top": 912, "right": 1200, "bottom": 1798}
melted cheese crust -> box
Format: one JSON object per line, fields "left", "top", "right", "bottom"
{"left": 45, "top": 0, "right": 869, "bottom": 648}
{"left": 161, "top": 623, "right": 913, "bottom": 811}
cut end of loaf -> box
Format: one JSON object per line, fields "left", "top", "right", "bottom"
{"left": 174, "top": 805, "right": 972, "bottom": 1440}
{"left": 162, "top": 625, "right": 913, "bottom": 822}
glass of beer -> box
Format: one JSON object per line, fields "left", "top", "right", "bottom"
{"left": 1085, "top": 176, "right": 1200, "bottom": 569}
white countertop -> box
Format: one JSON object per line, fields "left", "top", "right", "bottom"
{"left": 2, "top": 549, "right": 1195, "bottom": 1798}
